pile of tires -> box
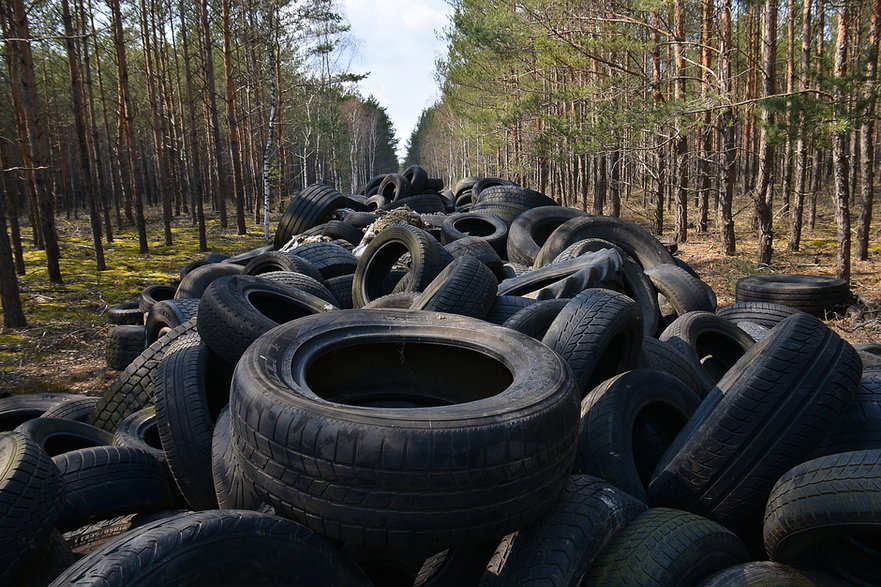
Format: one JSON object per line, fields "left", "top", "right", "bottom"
{"left": 2, "top": 166, "right": 878, "bottom": 586}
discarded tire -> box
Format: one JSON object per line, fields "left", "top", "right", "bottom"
{"left": 230, "top": 309, "right": 580, "bottom": 551}
{"left": 735, "top": 274, "right": 852, "bottom": 316}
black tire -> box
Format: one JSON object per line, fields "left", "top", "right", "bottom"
{"left": 255, "top": 270, "right": 339, "bottom": 305}
{"left": 645, "top": 263, "right": 717, "bottom": 316}
{"left": 716, "top": 301, "right": 803, "bottom": 328}
{"left": 501, "top": 298, "right": 569, "bottom": 340}
{"left": 41, "top": 395, "right": 100, "bottom": 422}
{"left": 471, "top": 177, "right": 516, "bottom": 198}
{"left": 764, "top": 449, "right": 881, "bottom": 576}
{"left": 89, "top": 319, "right": 199, "bottom": 433}
{"left": 241, "top": 250, "right": 323, "bottom": 280}
{"left": 230, "top": 309, "right": 579, "bottom": 551}
{"left": 443, "top": 235, "right": 505, "bottom": 281}
{"left": 453, "top": 176, "right": 479, "bottom": 201}
{"left": 343, "top": 210, "right": 378, "bottom": 228}
{"left": 145, "top": 298, "right": 200, "bottom": 346}
{"left": 326, "top": 273, "right": 355, "bottom": 309}
{"left": 506, "top": 205, "right": 588, "bottom": 266}
{"left": 696, "top": 561, "right": 843, "bottom": 586}
{"left": 49, "top": 510, "right": 371, "bottom": 586}
{"left": 113, "top": 406, "right": 165, "bottom": 464}
{"left": 402, "top": 164, "right": 429, "bottom": 193}
{"left": 222, "top": 244, "right": 276, "bottom": 266}
{"left": 301, "top": 219, "right": 365, "bottom": 245}
{"left": 197, "top": 275, "right": 336, "bottom": 365}
{"left": 274, "top": 183, "right": 353, "bottom": 249}
{"left": 0, "top": 392, "right": 81, "bottom": 431}
{"left": 14, "top": 529, "right": 75, "bottom": 587}
{"left": 53, "top": 445, "right": 175, "bottom": 532}
{"left": 659, "top": 311, "right": 756, "bottom": 390}
{"left": 500, "top": 261, "right": 530, "bottom": 279}
{"left": 211, "top": 406, "right": 262, "bottom": 510}
{"left": 481, "top": 475, "right": 646, "bottom": 586}
{"left": 815, "top": 372, "right": 881, "bottom": 456}
{"left": 470, "top": 201, "right": 528, "bottom": 226}
{"left": 586, "top": 508, "right": 750, "bottom": 586}
{"left": 360, "top": 173, "right": 386, "bottom": 196}
{"left": 364, "top": 291, "right": 421, "bottom": 309}
{"left": 856, "top": 342, "right": 881, "bottom": 369}
{"left": 534, "top": 215, "right": 676, "bottom": 270}
{"left": 0, "top": 431, "right": 63, "bottom": 585}
{"left": 551, "top": 237, "right": 618, "bottom": 263}
{"left": 484, "top": 295, "right": 537, "bottom": 324}
{"left": 648, "top": 313, "right": 862, "bottom": 533}
{"left": 441, "top": 212, "right": 509, "bottom": 256}
{"left": 542, "top": 288, "right": 644, "bottom": 398}
{"left": 15, "top": 417, "right": 113, "bottom": 456}
{"left": 137, "top": 284, "right": 176, "bottom": 314}
{"left": 352, "top": 224, "right": 453, "bottom": 308}
{"left": 106, "top": 300, "right": 143, "bottom": 325}
{"left": 381, "top": 193, "right": 447, "bottom": 214}
{"left": 289, "top": 241, "right": 358, "bottom": 279}
{"left": 574, "top": 370, "right": 701, "bottom": 502}
{"left": 497, "top": 249, "right": 623, "bottom": 299}
{"left": 410, "top": 256, "right": 498, "bottom": 319}
{"left": 105, "top": 325, "right": 146, "bottom": 370}
{"left": 476, "top": 183, "right": 556, "bottom": 209}
{"left": 154, "top": 337, "right": 232, "bottom": 510}
{"left": 736, "top": 274, "right": 852, "bottom": 316}
{"left": 174, "top": 263, "right": 242, "bottom": 299}
{"left": 638, "top": 336, "right": 712, "bottom": 398}
{"left": 378, "top": 173, "right": 412, "bottom": 200}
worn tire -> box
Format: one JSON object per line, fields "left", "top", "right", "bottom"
{"left": 289, "top": 241, "right": 358, "bottom": 279}
{"left": 506, "top": 205, "right": 588, "bottom": 266}
{"left": 113, "top": 406, "right": 165, "bottom": 464}
{"left": 648, "top": 313, "right": 862, "bottom": 533}
{"left": 137, "top": 284, "right": 176, "bottom": 314}
{"left": 174, "top": 263, "right": 242, "bottom": 299}
{"left": 211, "top": 406, "right": 262, "bottom": 510}
{"left": 501, "top": 298, "right": 569, "bottom": 340}
{"left": 645, "top": 263, "right": 717, "bottom": 317}
{"left": 154, "top": 337, "right": 232, "bottom": 509}
{"left": 638, "top": 336, "right": 712, "bottom": 398}
{"left": 441, "top": 212, "right": 509, "bottom": 256}
{"left": 89, "top": 319, "right": 199, "bottom": 433}
{"left": 106, "top": 301, "right": 143, "bottom": 325}
{"left": 410, "top": 256, "right": 498, "bottom": 319}
{"left": 574, "top": 370, "right": 701, "bottom": 502}
{"left": 481, "top": 475, "right": 646, "bottom": 586}
{"left": 241, "top": 250, "right": 324, "bottom": 280}
{"left": 0, "top": 393, "right": 81, "bottom": 431}
{"left": 105, "top": 325, "right": 146, "bottom": 370}
{"left": 736, "top": 274, "right": 852, "bottom": 316}
{"left": 717, "top": 301, "right": 803, "bottom": 328}
{"left": 53, "top": 445, "right": 174, "bottom": 531}
{"left": 41, "top": 395, "right": 100, "bottom": 423}
{"left": 197, "top": 275, "right": 336, "bottom": 365}
{"left": 274, "top": 183, "right": 353, "bottom": 249}
{"left": 443, "top": 235, "right": 505, "bottom": 281}
{"left": 542, "top": 288, "right": 644, "bottom": 398}
{"left": 230, "top": 309, "right": 580, "bottom": 551}
{"left": 352, "top": 224, "right": 453, "bottom": 308}
{"left": 15, "top": 417, "right": 113, "bottom": 456}
{"left": 0, "top": 431, "right": 63, "bottom": 584}
{"left": 587, "top": 508, "right": 750, "bottom": 586}
{"left": 659, "top": 311, "right": 755, "bottom": 390}
{"left": 764, "top": 449, "right": 881, "bottom": 580}
{"left": 535, "top": 215, "right": 675, "bottom": 270}
{"left": 815, "top": 372, "right": 881, "bottom": 456}
{"left": 696, "top": 561, "right": 843, "bottom": 586}
{"left": 144, "top": 298, "right": 200, "bottom": 346}
{"left": 255, "top": 270, "right": 339, "bottom": 305}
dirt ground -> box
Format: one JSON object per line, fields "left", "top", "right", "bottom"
{"left": 2, "top": 212, "right": 880, "bottom": 400}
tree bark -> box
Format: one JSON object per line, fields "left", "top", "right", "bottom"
{"left": 61, "top": 0, "right": 105, "bottom": 271}
{"left": 719, "top": 0, "right": 737, "bottom": 255}
{"left": 673, "top": 0, "right": 689, "bottom": 243}
{"left": 832, "top": 4, "right": 851, "bottom": 281}
{"left": 788, "top": 0, "right": 812, "bottom": 252}
{"left": 753, "top": 0, "right": 777, "bottom": 265}
{"left": 857, "top": 0, "right": 881, "bottom": 260}
{"left": 222, "top": 0, "right": 247, "bottom": 235}
{"left": 200, "top": 0, "right": 228, "bottom": 228}
{"left": 4, "top": 0, "right": 63, "bottom": 283}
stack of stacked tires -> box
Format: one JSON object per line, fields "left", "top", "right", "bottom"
{"left": 2, "top": 166, "right": 878, "bottom": 586}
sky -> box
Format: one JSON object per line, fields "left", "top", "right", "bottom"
{"left": 340, "top": 0, "right": 452, "bottom": 160}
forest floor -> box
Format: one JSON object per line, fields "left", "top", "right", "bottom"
{"left": 1, "top": 197, "right": 880, "bottom": 399}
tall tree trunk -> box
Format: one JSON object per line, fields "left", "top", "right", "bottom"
{"left": 109, "top": 0, "right": 149, "bottom": 253}
{"left": 779, "top": 0, "right": 797, "bottom": 216}
{"left": 789, "top": 0, "right": 812, "bottom": 252}
{"left": 200, "top": 0, "right": 228, "bottom": 228}
{"left": 0, "top": 142, "right": 26, "bottom": 275}
{"left": 697, "top": 0, "right": 714, "bottom": 233}
{"left": 719, "top": 0, "right": 737, "bottom": 255}
{"left": 4, "top": 0, "right": 63, "bottom": 283}
{"left": 857, "top": 0, "right": 881, "bottom": 260}
{"left": 651, "top": 12, "right": 666, "bottom": 236}
{"left": 753, "top": 0, "right": 777, "bottom": 265}
{"left": 179, "top": 0, "right": 207, "bottom": 251}
{"left": 832, "top": 4, "right": 852, "bottom": 281}
{"left": 222, "top": 0, "right": 247, "bottom": 235}
{"left": 0, "top": 189, "right": 26, "bottom": 327}
{"left": 61, "top": 0, "right": 105, "bottom": 271}
{"left": 673, "top": 0, "right": 689, "bottom": 243}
